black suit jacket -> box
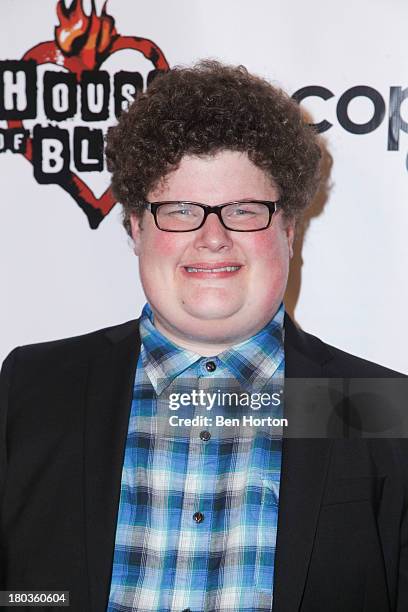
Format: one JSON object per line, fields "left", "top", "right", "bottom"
{"left": 0, "top": 315, "right": 407, "bottom": 612}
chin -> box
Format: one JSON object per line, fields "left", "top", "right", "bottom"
{"left": 180, "top": 312, "right": 248, "bottom": 344}
{"left": 183, "top": 302, "right": 242, "bottom": 322}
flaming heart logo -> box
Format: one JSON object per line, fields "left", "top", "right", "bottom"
{"left": 4, "top": 0, "right": 169, "bottom": 228}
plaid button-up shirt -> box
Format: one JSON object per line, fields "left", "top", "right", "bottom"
{"left": 107, "top": 303, "right": 284, "bottom": 612}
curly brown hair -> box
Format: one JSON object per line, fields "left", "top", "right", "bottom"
{"left": 105, "top": 60, "right": 321, "bottom": 236}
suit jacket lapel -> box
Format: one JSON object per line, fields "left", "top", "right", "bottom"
{"left": 83, "top": 321, "right": 140, "bottom": 612}
{"left": 272, "top": 316, "right": 334, "bottom": 612}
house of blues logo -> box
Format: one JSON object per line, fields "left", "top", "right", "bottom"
{"left": 0, "top": 0, "right": 169, "bottom": 228}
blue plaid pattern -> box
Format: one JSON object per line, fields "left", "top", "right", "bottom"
{"left": 107, "top": 303, "right": 284, "bottom": 612}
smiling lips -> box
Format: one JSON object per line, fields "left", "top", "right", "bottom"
{"left": 182, "top": 262, "right": 243, "bottom": 278}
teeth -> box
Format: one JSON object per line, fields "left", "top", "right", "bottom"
{"left": 186, "top": 266, "right": 241, "bottom": 273}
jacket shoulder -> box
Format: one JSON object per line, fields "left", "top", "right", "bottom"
{"left": 321, "top": 339, "right": 403, "bottom": 377}
{"left": 285, "top": 315, "right": 404, "bottom": 377}
{"left": 1, "top": 319, "right": 140, "bottom": 371}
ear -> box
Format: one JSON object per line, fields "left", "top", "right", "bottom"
{"left": 285, "top": 219, "right": 296, "bottom": 259}
{"left": 130, "top": 213, "right": 143, "bottom": 256}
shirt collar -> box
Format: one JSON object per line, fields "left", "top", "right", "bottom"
{"left": 139, "top": 302, "right": 284, "bottom": 394}
{"left": 140, "top": 304, "right": 200, "bottom": 394}
{"left": 219, "top": 305, "right": 284, "bottom": 391}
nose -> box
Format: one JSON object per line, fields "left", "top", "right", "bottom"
{"left": 192, "top": 210, "right": 233, "bottom": 251}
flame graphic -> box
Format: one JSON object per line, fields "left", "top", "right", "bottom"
{"left": 55, "top": 0, "right": 118, "bottom": 69}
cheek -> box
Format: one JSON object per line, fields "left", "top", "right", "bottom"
{"left": 249, "top": 232, "right": 274, "bottom": 253}
{"left": 143, "top": 232, "right": 186, "bottom": 258}
{"left": 247, "top": 231, "right": 289, "bottom": 261}
{"left": 246, "top": 232, "right": 290, "bottom": 301}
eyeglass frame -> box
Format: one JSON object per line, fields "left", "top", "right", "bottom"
{"left": 144, "top": 199, "right": 280, "bottom": 232}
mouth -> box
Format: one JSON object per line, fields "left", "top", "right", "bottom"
{"left": 181, "top": 262, "right": 243, "bottom": 278}
{"left": 185, "top": 265, "right": 241, "bottom": 273}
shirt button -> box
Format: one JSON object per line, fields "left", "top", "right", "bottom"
{"left": 205, "top": 360, "right": 216, "bottom": 372}
{"left": 193, "top": 511, "right": 204, "bottom": 523}
{"left": 199, "top": 430, "right": 211, "bottom": 441}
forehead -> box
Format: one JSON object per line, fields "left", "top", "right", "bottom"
{"left": 148, "top": 150, "right": 279, "bottom": 203}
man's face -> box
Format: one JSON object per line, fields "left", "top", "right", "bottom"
{"left": 130, "top": 151, "right": 295, "bottom": 354}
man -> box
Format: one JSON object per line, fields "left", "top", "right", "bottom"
{"left": 0, "top": 61, "right": 407, "bottom": 612}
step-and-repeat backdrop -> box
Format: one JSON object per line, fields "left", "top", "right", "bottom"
{"left": 1, "top": 0, "right": 407, "bottom": 373}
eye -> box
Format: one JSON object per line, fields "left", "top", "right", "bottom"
{"left": 169, "top": 208, "right": 192, "bottom": 216}
{"left": 226, "top": 204, "right": 257, "bottom": 217}
{"left": 161, "top": 203, "right": 200, "bottom": 217}
{"left": 234, "top": 208, "right": 255, "bottom": 215}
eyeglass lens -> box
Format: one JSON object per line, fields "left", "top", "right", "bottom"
{"left": 156, "top": 202, "right": 271, "bottom": 231}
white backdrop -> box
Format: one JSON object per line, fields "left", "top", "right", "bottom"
{"left": 1, "top": 0, "right": 407, "bottom": 373}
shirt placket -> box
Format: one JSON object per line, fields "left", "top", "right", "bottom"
{"left": 170, "top": 364, "right": 219, "bottom": 612}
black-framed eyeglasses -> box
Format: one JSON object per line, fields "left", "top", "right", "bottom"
{"left": 144, "top": 200, "right": 279, "bottom": 232}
